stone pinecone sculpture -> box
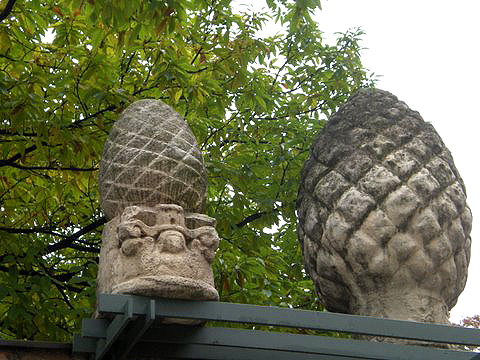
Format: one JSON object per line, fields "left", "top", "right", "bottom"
{"left": 99, "top": 100, "right": 207, "bottom": 220}
{"left": 297, "top": 89, "right": 472, "bottom": 324}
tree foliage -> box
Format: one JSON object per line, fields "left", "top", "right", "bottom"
{"left": 0, "top": 0, "right": 373, "bottom": 340}
{"left": 459, "top": 315, "right": 480, "bottom": 351}
{"left": 461, "top": 315, "right": 480, "bottom": 329}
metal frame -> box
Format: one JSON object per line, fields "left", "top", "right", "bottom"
{"left": 73, "top": 294, "right": 480, "bottom": 359}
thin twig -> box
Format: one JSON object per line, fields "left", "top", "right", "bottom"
{"left": 0, "top": 0, "right": 16, "bottom": 23}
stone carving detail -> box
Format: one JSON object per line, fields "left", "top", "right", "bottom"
{"left": 297, "top": 89, "right": 472, "bottom": 325}
{"left": 97, "top": 100, "right": 218, "bottom": 302}
{"left": 99, "top": 99, "right": 207, "bottom": 220}
{"left": 97, "top": 204, "right": 219, "bottom": 300}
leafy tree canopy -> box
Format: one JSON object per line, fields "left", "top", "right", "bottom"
{"left": 0, "top": 0, "right": 373, "bottom": 341}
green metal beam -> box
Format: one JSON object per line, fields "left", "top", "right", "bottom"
{"left": 137, "top": 325, "right": 480, "bottom": 360}
{"left": 73, "top": 294, "right": 480, "bottom": 359}
{"left": 82, "top": 318, "right": 108, "bottom": 338}
{"left": 72, "top": 334, "right": 96, "bottom": 354}
{"left": 95, "top": 297, "right": 134, "bottom": 360}
{"left": 97, "top": 294, "right": 480, "bottom": 346}
{"left": 135, "top": 342, "right": 368, "bottom": 360}
{"left": 116, "top": 298, "right": 156, "bottom": 359}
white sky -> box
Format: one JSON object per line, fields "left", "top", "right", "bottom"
{"left": 314, "top": 0, "right": 479, "bottom": 323}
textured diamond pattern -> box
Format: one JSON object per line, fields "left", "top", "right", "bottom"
{"left": 297, "top": 89, "right": 472, "bottom": 316}
{"left": 99, "top": 100, "right": 207, "bottom": 220}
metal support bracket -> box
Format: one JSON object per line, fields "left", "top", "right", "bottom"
{"left": 117, "top": 298, "right": 155, "bottom": 359}
{"left": 72, "top": 297, "right": 134, "bottom": 359}
{"left": 72, "top": 294, "right": 480, "bottom": 360}
{"left": 95, "top": 297, "right": 133, "bottom": 360}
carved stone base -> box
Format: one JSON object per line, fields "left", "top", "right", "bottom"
{"left": 112, "top": 275, "right": 218, "bottom": 300}
{"left": 97, "top": 204, "right": 219, "bottom": 305}
{"left": 351, "top": 288, "right": 451, "bottom": 347}
{"left": 352, "top": 288, "right": 449, "bottom": 325}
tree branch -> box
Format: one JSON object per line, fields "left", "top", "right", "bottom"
{"left": 254, "top": 101, "right": 328, "bottom": 121}
{"left": 0, "top": 0, "right": 16, "bottom": 23}
{"left": 0, "top": 129, "right": 38, "bottom": 136}
{"left": 1, "top": 163, "right": 99, "bottom": 171}
{"left": 236, "top": 211, "right": 266, "bottom": 228}
{"left": 53, "top": 283, "right": 75, "bottom": 309}
{"left": 270, "top": 35, "right": 294, "bottom": 92}
{"left": 0, "top": 224, "right": 101, "bottom": 253}
{"left": 236, "top": 208, "right": 281, "bottom": 228}
{"left": 63, "top": 243, "right": 100, "bottom": 253}
{"left": 0, "top": 264, "right": 87, "bottom": 293}
{"left": 68, "top": 104, "right": 118, "bottom": 128}
{"left": 201, "top": 111, "right": 239, "bottom": 150}
{"left": 0, "top": 144, "right": 37, "bottom": 165}
{"left": 120, "top": 51, "right": 136, "bottom": 86}
{"left": 45, "top": 217, "right": 106, "bottom": 254}
{"left": 0, "top": 226, "right": 66, "bottom": 238}
{"left": 185, "top": 66, "right": 208, "bottom": 74}
{"left": 191, "top": 46, "right": 203, "bottom": 65}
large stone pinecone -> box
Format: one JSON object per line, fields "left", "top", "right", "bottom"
{"left": 99, "top": 100, "right": 207, "bottom": 220}
{"left": 297, "top": 89, "right": 472, "bottom": 322}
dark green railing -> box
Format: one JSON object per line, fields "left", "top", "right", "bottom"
{"left": 73, "top": 294, "right": 480, "bottom": 359}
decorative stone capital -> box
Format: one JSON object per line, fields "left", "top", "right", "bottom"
{"left": 97, "top": 204, "right": 219, "bottom": 301}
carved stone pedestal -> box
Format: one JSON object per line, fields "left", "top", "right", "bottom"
{"left": 96, "top": 100, "right": 219, "bottom": 318}
{"left": 97, "top": 204, "right": 219, "bottom": 301}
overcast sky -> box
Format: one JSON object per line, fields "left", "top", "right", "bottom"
{"left": 314, "top": 0, "right": 479, "bottom": 322}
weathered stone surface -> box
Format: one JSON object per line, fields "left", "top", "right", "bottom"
{"left": 297, "top": 89, "right": 472, "bottom": 326}
{"left": 98, "top": 100, "right": 207, "bottom": 220}
{"left": 97, "top": 204, "right": 219, "bottom": 301}
{"left": 97, "top": 100, "right": 220, "bottom": 316}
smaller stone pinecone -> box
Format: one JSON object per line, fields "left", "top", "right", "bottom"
{"left": 99, "top": 100, "right": 207, "bottom": 220}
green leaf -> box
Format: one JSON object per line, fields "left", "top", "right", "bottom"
{"left": 0, "top": 0, "right": 373, "bottom": 341}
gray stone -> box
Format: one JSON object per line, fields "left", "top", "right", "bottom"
{"left": 97, "top": 100, "right": 219, "bottom": 320}
{"left": 98, "top": 99, "right": 207, "bottom": 220}
{"left": 97, "top": 204, "right": 219, "bottom": 301}
{"left": 297, "top": 88, "right": 472, "bottom": 329}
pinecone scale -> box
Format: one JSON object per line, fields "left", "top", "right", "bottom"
{"left": 297, "top": 89, "right": 472, "bottom": 323}
{"left": 99, "top": 100, "right": 207, "bottom": 220}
